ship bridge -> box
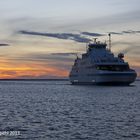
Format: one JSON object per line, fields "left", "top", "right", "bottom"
{"left": 88, "top": 42, "right": 107, "bottom": 49}
{"left": 87, "top": 42, "right": 125, "bottom": 64}
{"left": 88, "top": 37, "right": 107, "bottom": 50}
{"left": 87, "top": 41, "right": 112, "bottom": 61}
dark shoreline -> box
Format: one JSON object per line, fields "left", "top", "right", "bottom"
{"left": 0, "top": 78, "right": 139, "bottom": 81}
{"left": 0, "top": 79, "right": 69, "bottom": 81}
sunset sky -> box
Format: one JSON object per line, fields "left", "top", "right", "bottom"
{"left": 0, "top": 0, "right": 140, "bottom": 78}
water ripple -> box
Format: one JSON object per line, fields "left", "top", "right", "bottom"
{"left": 0, "top": 81, "right": 139, "bottom": 139}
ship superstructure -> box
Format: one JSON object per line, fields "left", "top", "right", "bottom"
{"left": 69, "top": 34, "right": 137, "bottom": 85}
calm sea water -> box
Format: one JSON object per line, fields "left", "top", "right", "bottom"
{"left": 0, "top": 80, "right": 140, "bottom": 140}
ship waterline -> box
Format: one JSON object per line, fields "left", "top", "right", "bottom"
{"left": 70, "top": 71, "right": 137, "bottom": 85}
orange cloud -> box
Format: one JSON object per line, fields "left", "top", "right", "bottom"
{"left": 0, "top": 68, "right": 69, "bottom": 79}
{"left": 0, "top": 59, "right": 69, "bottom": 79}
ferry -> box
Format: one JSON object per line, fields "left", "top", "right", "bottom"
{"left": 69, "top": 34, "right": 137, "bottom": 85}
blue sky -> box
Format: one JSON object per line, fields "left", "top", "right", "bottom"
{"left": 0, "top": 0, "right": 140, "bottom": 78}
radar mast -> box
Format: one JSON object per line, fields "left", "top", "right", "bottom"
{"left": 108, "top": 33, "right": 111, "bottom": 51}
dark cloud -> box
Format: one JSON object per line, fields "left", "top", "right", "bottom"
{"left": 0, "top": 43, "right": 10, "bottom": 46}
{"left": 18, "top": 30, "right": 92, "bottom": 43}
{"left": 122, "top": 30, "right": 140, "bottom": 34}
{"left": 109, "top": 32, "right": 123, "bottom": 35}
{"left": 51, "top": 53, "right": 77, "bottom": 56}
{"left": 30, "top": 53, "right": 75, "bottom": 63}
{"left": 109, "top": 30, "right": 140, "bottom": 35}
{"left": 7, "top": 52, "right": 75, "bottom": 63}
{"left": 81, "top": 32, "right": 104, "bottom": 36}
{"left": 122, "top": 30, "right": 137, "bottom": 34}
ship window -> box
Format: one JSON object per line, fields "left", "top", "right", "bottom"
{"left": 96, "top": 65, "right": 129, "bottom": 71}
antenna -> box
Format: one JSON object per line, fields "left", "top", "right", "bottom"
{"left": 108, "top": 33, "right": 111, "bottom": 51}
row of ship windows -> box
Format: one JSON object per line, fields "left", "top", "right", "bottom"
{"left": 73, "top": 65, "right": 129, "bottom": 71}
{"left": 75, "top": 59, "right": 120, "bottom": 65}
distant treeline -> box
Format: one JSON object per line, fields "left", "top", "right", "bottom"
{"left": 0, "top": 79, "right": 69, "bottom": 81}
